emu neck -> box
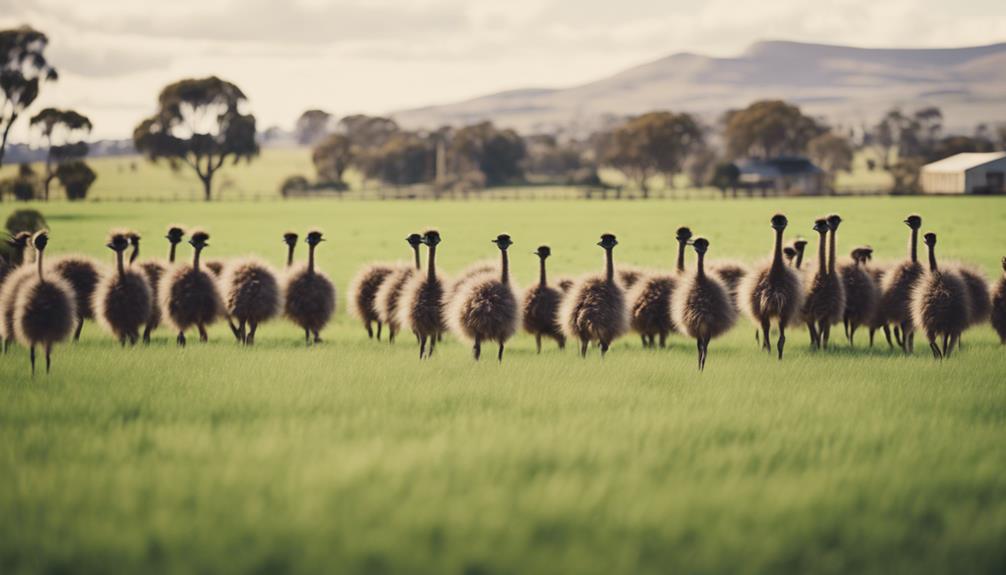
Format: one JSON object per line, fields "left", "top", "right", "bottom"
{"left": 771, "top": 229, "right": 785, "bottom": 270}
{"left": 193, "top": 247, "right": 202, "bottom": 272}
{"left": 412, "top": 245, "right": 421, "bottom": 270}
{"left": 928, "top": 244, "right": 938, "bottom": 272}
{"left": 169, "top": 242, "right": 178, "bottom": 264}
{"left": 538, "top": 257, "right": 547, "bottom": 287}
{"left": 676, "top": 240, "right": 687, "bottom": 273}
{"left": 816, "top": 232, "right": 827, "bottom": 276}
{"left": 129, "top": 244, "right": 139, "bottom": 265}
{"left": 604, "top": 248, "right": 614, "bottom": 283}
{"left": 500, "top": 249, "right": 510, "bottom": 285}
{"left": 36, "top": 248, "right": 44, "bottom": 281}
{"left": 286, "top": 244, "right": 295, "bottom": 268}
{"left": 427, "top": 245, "right": 437, "bottom": 282}
{"left": 909, "top": 228, "right": 918, "bottom": 263}
{"left": 308, "top": 244, "right": 316, "bottom": 275}
{"left": 795, "top": 248, "right": 805, "bottom": 270}
{"left": 828, "top": 228, "right": 838, "bottom": 276}
{"left": 696, "top": 251, "right": 706, "bottom": 278}
{"left": 116, "top": 251, "right": 125, "bottom": 276}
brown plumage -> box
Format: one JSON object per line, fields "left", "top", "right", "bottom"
{"left": 952, "top": 264, "right": 991, "bottom": 330}
{"left": 739, "top": 214, "right": 804, "bottom": 359}
{"left": 204, "top": 260, "right": 225, "bottom": 277}
{"left": 854, "top": 251, "right": 893, "bottom": 348}
{"left": 710, "top": 260, "right": 749, "bottom": 311}
{"left": 879, "top": 215, "right": 924, "bottom": 353}
{"left": 397, "top": 229, "right": 447, "bottom": 358}
{"left": 51, "top": 255, "right": 103, "bottom": 342}
{"left": 0, "top": 233, "right": 34, "bottom": 353}
{"left": 521, "top": 245, "right": 566, "bottom": 353}
{"left": 0, "top": 232, "right": 32, "bottom": 287}
{"left": 617, "top": 266, "right": 644, "bottom": 290}
{"left": 450, "top": 262, "right": 495, "bottom": 297}
{"left": 13, "top": 231, "right": 76, "bottom": 375}
{"left": 801, "top": 215, "right": 846, "bottom": 350}
{"left": 375, "top": 234, "right": 424, "bottom": 343}
{"left": 560, "top": 233, "right": 628, "bottom": 358}
{"left": 628, "top": 226, "right": 691, "bottom": 348}
{"left": 348, "top": 263, "right": 395, "bottom": 340}
{"left": 990, "top": 258, "right": 1006, "bottom": 344}
{"left": 160, "top": 230, "right": 224, "bottom": 346}
{"left": 556, "top": 277, "right": 575, "bottom": 294}
{"left": 672, "top": 237, "right": 737, "bottom": 371}
{"left": 911, "top": 233, "right": 970, "bottom": 359}
{"left": 284, "top": 230, "right": 336, "bottom": 345}
{"left": 221, "top": 258, "right": 281, "bottom": 345}
{"left": 448, "top": 234, "right": 519, "bottom": 361}
{"left": 839, "top": 247, "right": 879, "bottom": 346}
{"left": 94, "top": 232, "right": 152, "bottom": 346}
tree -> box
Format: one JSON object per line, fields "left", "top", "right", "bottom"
{"left": 360, "top": 132, "right": 436, "bottom": 187}
{"left": 890, "top": 158, "right": 925, "bottom": 194}
{"left": 711, "top": 163, "right": 741, "bottom": 198}
{"left": 685, "top": 145, "right": 717, "bottom": 188}
{"left": 808, "top": 132, "right": 854, "bottom": 174}
{"left": 601, "top": 111, "right": 704, "bottom": 197}
{"left": 295, "top": 109, "right": 333, "bottom": 146}
{"left": 54, "top": 160, "right": 96, "bottom": 201}
{"left": 723, "top": 100, "right": 824, "bottom": 159}
{"left": 311, "top": 133, "right": 353, "bottom": 183}
{"left": 449, "top": 122, "right": 525, "bottom": 186}
{"left": 338, "top": 115, "right": 399, "bottom": 151}
{"left": 29, "top": 108, "right": 92, "bottom": 200}
{"left": 929, "top": 135, "right": 994, "bottom": 161}
{"left": 1, "top": 26, "right": 58, "bottom": 168}
{"left": 133, "top": 77, "right": 258, "bottom": 201}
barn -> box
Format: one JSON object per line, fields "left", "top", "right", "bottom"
{"left": 920, "top": 152, "right": 1006, "bottom": 194}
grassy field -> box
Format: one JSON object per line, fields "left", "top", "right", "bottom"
{"left": 1, "top": 148, "right": 893, "bottom": 201}
{"left": 1, "top": 196, "right": 1004, "bottom": 573}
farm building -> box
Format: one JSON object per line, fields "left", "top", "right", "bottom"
{"left": 734, "top": 157, "right": 826, "bottom": 195}
{"left": 920, "top": 152, "right": 1006, "bottom": 194}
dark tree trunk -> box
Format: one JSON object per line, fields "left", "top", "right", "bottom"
{"left": 201, "top": 175, "right": 213, "bottom": 201}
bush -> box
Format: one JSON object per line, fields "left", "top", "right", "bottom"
{"left": 55, "top": 161, "right": 97, "bottom": 201}
{"left": 279, "top": 175, "right": 310, "bottom": 197}
{"left": 5, "top": 209, "right": 48, "bottom": 235}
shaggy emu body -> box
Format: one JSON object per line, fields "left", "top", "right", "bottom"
{"left": 954, "top": 265, "right": 991, "bottom": 331}
{"left": 160, "top": 230, "right": 224, "bottom": 346}
{"left": 629, "top": 226, "right": 691, "bottom": 348}
{"left": 617, "top": 266, "right": 644, "bottom": 290}
{"left": 560, "top": 234, "right": 628, "bottom": 358}
{"left": 991, "top": 258, "right": 1006, "bottom": 344}
{"left": 449, "top": 234, "right": 519, "bottom": 361}
{"left": 221, "top": 258, "right": 281, "bottom": 345}
{"left": 879, "top": 215, "right": 924, "bottom": 353}
{"left": 556, "top": 277, "right": 575, "bottom": 294}
{"left": 284, "top": 230, "right": 336, "bottom": 345}
{"left": 522, "top": 246, "right": 566, "bottom": 352}
{"left": 375, "top": 234, "right": 423, "bottom": 343}
{"left": 911, "top": 233, "right": 970, "bottom": 359}
{"left": 13, "top": 232, "right": 76, "bottom": 375}
{"left": 0, "top": 233, "right": 33, "bottom": 352}
{"left": 0, "top": 232, "right": 31, "bottom": 288}
{"left": 132, "top": 227, "right": 185, "bottom": 344}
{"left": 801, "top": 215, "right": 846, "bottom": 350}
{"left": 672, "top": 237, "right": 736, "bottom": 371}
{"left": 739, "top": 214, "right": 804, "bottom": 359}
{"left": 349, "top": 263, "right": 395, "bottom": 340}
{"left": 711, "top": 260, "right": 748, "bottom": 311}
{"left": 397, "top": 230, "right": 447, "bottom": 358}
{"left": 94, "top": 232, "right": 152, "bottom": 346}
{"left": 852, "top": 251, "right": 893, "bottom": 348}
{"left": 839, "top": 247, "right": 879, "bottom": 346}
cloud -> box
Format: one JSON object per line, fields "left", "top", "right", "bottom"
{"left": 48, "top": 41, "right": 173, "bottom": 77}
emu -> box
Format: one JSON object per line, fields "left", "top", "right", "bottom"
{"left": 396, "top": 230, "right": 447, "bottom": 358}
{"left": 94, "top": 232, "right": 152, "bottom": 346}
{"left": 672, "top": 237, "right": 736, "bottom": 371}
{"left": 284, "top": 230, "right": 336, "bottom": 345}
{"left": 911, "top": 233, "right": 970, "bottom": 359}
{"left": 448, "top": 234, "right": 519, "bottom": 362}
{"left": 560, "top": 234, "right": 628, "bottom": 358}
{"left": 521, "top": 246, "right": 566, "bottom": 353}
{"left": 13, "top": 231, "right": 76, "bottom": 375}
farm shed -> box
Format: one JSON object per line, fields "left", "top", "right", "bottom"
{"left": 734, "top": 157, "right": 825, "bottom": 195}
{"left": 920, "top": 152, "right": 1006, "bottom": 194}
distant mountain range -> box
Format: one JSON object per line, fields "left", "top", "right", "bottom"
{"left": 392, "top": 40, "right": 1006, "bottom": 135}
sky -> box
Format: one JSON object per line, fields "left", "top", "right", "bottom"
{"left": 3, "top": 0, "right": 1006, "bottom": 142}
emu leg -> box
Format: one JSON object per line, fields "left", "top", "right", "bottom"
{"left": 927, "top": 331, "right": 941, "bottom": 360}
{"left": 419, "top": 335, "right": 427, "bottom": 359}
{"left": 579, "top": 338, "right": 589, "bottom": 358}
{"left": 777, "top": 323, "right": 787, "bottom": 360}
{"left": 894, "top": 325, "right": 904, "bottom": 348}
{"left": 74, "top": 316, "right": 84, "bottom": 342}
{"left": 142, "top": 323, "right": 152, "bottom": 345}
{"left": 948, "top": 334, "right": 959, "bottom": 358}
{"left": 869, "top": 328, "right": 875, "bottom": 347}
{"left": 388, "top": 325, "right": 397, "bottom": 343}
{"left": 908, "top": 330, "right": 915, "bottom": 354}
{"left": 806, "top": 321, "right": 819, "bottom": 350}
{"left": 177, "top": 332, "right": 186, "bottom": 347}
{"left": 556, "top": 334, "right": 566, "bottom": 350}
{"left": 659, "top": 332, "right": 667, "bottom": 348}
{"left": 696, "top": 338, "right": 703, "bottom": 371}
{"left": 821, "top": 322, "right": 831, "bottom": 350}
{"left": 640, "top": 335, "right": 647, "bottom": 348}
{"left": 119, "top": 335, "right": 127, "bottom": 348}
{"left": 497, "top": 342, "right": 505, "bottom": 363}
{"left": 376, "top": 321, "right": 383, "bottom": 341}
{"left": 128, "top": 332, "right": 138, "bottom": 346}
{"left": 238, "top": 320, "right": 247, "bottom": 345}
{"left": 883, "top": 325, "right": 893, "bottom": 348}
{"left": 366, "top": 322, "right": 374, "bottom": 339}
{"left": 761, "top": 319, "right": 772, "bottom": 352}
{"left": 3, "top": 337, "right": 9, "bottom": 354}
{"left": 246, "top": 322, "right": 258, "bottom": 346}
{"left": 304, "top": 329, "right": 311, "bottom": 346}
{"left": 535, "top": 334, "right": 542, "bottom": 354}
{"left": 228, "top": 318, "right": 240, "bottom": 341}
{"left": 198, "top": 324, "right": 209, "bottom": 343}
{"left": 843, "top": 317, "right": 850, "bottom": 341}
{"left": 942, "top": 333, "right": 950, "bottom": 358}
{"left": 849, "top": 323, "right": 857, "bottom": 347}
{"left": 599, "top": 341, "right": 610, "bottom": 359}
{"left": 312, "top": 330, "right": 321, "bottom": 344}
{"left": 755, "top": 329, "right": 760, "bottom": 346}
{"left": 29, "top": 345, "right": 36, "bottom": 377}
{"left": 473, "top": 336, "right": 482, "bottom": 361}
{"left": 428, "top": 334, "right": 437, "bottom": 358}
{"left": 45, "top": 343, "right": 52, "bottom": 374}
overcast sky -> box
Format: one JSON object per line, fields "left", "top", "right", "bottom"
{"left": 3, "top": 0, "right": 1006, "bottom": 141}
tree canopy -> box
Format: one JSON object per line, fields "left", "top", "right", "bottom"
{"left": 295, "top": 109, "right": 333, "bottom": 146}
{"left": 723, "top": 100, "right": 823, "bottom": 159}
{"left": 133, "top": 76, "right": 258, "bottom": 201}
{"left": 1, "top": 26, "right": 57, "bottom": 168}
{"left": 601, "top": 111, "right": 704, "bottom": 196}
{"left": 29, "top": 108, "right": 93, "bottom": 200}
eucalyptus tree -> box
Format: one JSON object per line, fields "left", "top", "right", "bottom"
{"left": 0, "top": 26, "right": 57, "bottom": 168}
{"left": 29, "top": 108, "right": 92, "bottom": 200}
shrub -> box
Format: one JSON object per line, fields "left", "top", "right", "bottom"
{"left": 5, "top": 209, "right": 48, "bottom": 235}
{"left": 55, "top": 161, "right": 97, "bottom": 201}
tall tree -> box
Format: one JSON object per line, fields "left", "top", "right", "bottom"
{"left": 807, "top": 132, "right": 854, "bottom": 174}
{"left": 29, "top": 108, "right": 92, "bottom": 200}
{"left": 0, "top": 26, "right": 57, "bottom": 168}
{"left": 311, "top": 133, "right": 353, "bottom": 183}
{"left": 449, "top": 122, "right": 525, "bottom": 186}
{"left": 338, "top": 115, "right": 399, "bottom": 151}
{"left": 295, "top": 109, "right": 333, "bottom": 146}
{"left": 133, "top": 77, "right": 258, "bottom": 201}
{"left": 359, "top": 131, "right": 435, "bottom": 187}
{"left": 723, "top": 100, "right": 823, "bottom": 159}
{"left": 601, "top": 111, "right": 704, "bottom": 197}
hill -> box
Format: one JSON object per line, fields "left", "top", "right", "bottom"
{"left": 392, "top": 40, "right": 1006, "bottom": 134}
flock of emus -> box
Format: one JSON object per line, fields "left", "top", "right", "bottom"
{"left": 1, "top": 214, "right": 1005, "bottom": 375}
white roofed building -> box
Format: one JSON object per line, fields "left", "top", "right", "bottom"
{"left": 920, "top": 152, "right": 1006, "bottom": 194}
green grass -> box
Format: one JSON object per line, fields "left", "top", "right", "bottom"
{"left": 1, "top": 196, "right": 1005, "bottom": 574}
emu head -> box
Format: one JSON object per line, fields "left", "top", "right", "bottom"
{"left": 492, "top": 234, "right": 513, "bottom": 250}
{"left": 770, "top": 214, "right": 788, "bottom": 231}
{"left": 597, "top": 233, "right": 618, "bottom": 250}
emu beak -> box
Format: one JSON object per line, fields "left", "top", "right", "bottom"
{"left": 105, "top": 243, "right": 115, "bottom": 249}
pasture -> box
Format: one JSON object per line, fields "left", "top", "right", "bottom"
{"left": 1, "top": 196, "right": 1005, "bottom": 574}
